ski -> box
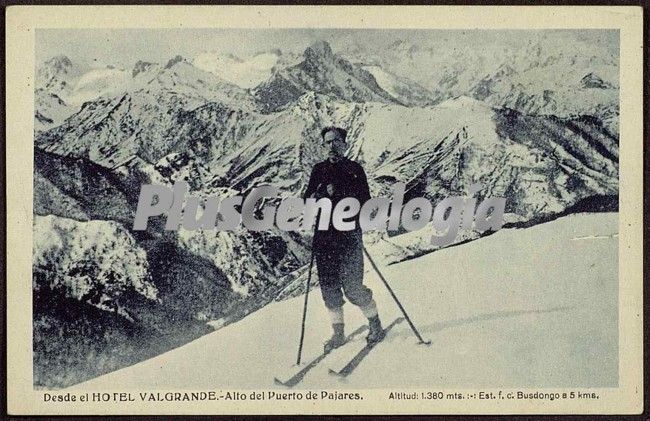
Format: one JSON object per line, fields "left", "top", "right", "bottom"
{"left": 328, "top": 317, "right": 404, "bottom": 378}
{"left": 274, "top": 325, "right": 368, "bottom": 387}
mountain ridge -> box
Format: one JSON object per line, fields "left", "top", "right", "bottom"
{"left": 33, "top": 36, "right": 620, "bottom": 389}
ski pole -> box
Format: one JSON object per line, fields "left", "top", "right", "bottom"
{"left": 363, "top": 247, "right": 431, "bottom": 345}
{"left": 296, "top": 247, "right": 315, "bottom": 365}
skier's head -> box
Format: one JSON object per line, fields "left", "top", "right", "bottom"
{"left": 321, "top": 126, "right": 347, "bottom": 162}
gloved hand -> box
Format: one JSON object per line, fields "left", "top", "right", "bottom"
{"left": 315, "top": 183, "right": 335, "bottom": 199}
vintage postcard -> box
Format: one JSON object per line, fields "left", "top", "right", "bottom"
{"left": 6, "top": 5, "right": 643, "bottom": 415}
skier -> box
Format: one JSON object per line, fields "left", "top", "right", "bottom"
{"left": 303, "top": 126, "right": 385, "bottom": 353}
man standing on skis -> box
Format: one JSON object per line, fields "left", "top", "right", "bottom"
{"left": 303, "top": 126, "right": 385, "bottom": 353}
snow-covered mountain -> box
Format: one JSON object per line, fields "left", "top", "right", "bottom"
{"left": 340, "top": 36, "right": 619, "bottom": 134}
{"left": 37, "top": 55, "right": 81, "bottom": 96}
{"left": 34, "top": 55, "right": 256, "bottom": 133}
{"left": 35, "top": 88, "right": 619, "bottom": 312}
{"left": 36, "top": 37, "right": 619, "bottom": 132}
{"left": 253, "top": 41, "right": 400, "bottom": 112}
{"left": 33, "top": 214, "right": 157, "bottom": 316}
{"left": 137, "top": 92, "right": 617, "bottom": 225}
{"left": 33, "top": 148, "right": 247, "bottom": 388}
{"left": 36, "top": 57, "right": 256, "bottom": 167}
{"left": 72, "top": 212, "right": 618, "bottom": 390}
{"left": 35, "top": 55, "right": 82, "bottom": 131}
{"left": 34, "top": 35, "right": 619, "bottom": 389}
{"left": 33, "top": 87, "right": 618, "bottom": 389}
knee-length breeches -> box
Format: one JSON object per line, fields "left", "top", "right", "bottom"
{"left": 314, "top": 230, "right": 373, "bottom": 310}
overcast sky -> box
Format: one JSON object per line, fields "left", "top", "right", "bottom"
{"left": 36, "top": 28, "right": 618, "bottom": 70}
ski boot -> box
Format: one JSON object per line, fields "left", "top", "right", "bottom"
{"left": 324, "top": 323, "right": 346, "bottom": 353}
{"left": 366, "top": 315, "right": 385, "bottom": 344}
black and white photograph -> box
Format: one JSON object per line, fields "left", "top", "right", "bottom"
{"left": 6, "top": 5, "right": 644, "bottom": 416}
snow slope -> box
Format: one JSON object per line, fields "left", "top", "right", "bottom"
{"left": 73, "top": 212, "right": 618, "bottom": 389}
{"left": 361, "top": 65, "right": 438, "bottom": 106}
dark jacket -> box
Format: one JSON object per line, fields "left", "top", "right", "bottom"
{"left": 303, "top": 157, "right": 371, "bottom": 238}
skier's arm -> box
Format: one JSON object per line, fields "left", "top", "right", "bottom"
{"left": 302, "top": 165, "right": 320, "bottom": 200}
{"left": 357, "top": 164, "right": 371, "bottom": 204}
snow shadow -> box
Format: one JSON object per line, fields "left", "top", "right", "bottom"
{"left": 392, "top": 306, "right": 575, "bottom": 339}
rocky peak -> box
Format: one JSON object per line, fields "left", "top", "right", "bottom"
{"left": 44, "top": 55, "right": 73, "bottom": 71}
{"left": 37, "top": 55, "right": 78, "bottom": 92}
{"left": 304, "top": 40, "right": 333, "bottom": 61}
{"left": 132, "top": 60, "right": 157, "bottom": 78}
{"left": 580, "top": 72, "right": 612, "bottom": 89}
{"left": 165, "top": 55, "right": 186, "bottom": 69}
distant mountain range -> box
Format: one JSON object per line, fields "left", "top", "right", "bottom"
{"left": 35, "top": 37, "right": 619, "bottom": 132}
{"left": 33, "top": 39, "right": 619, "bottom": 388}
